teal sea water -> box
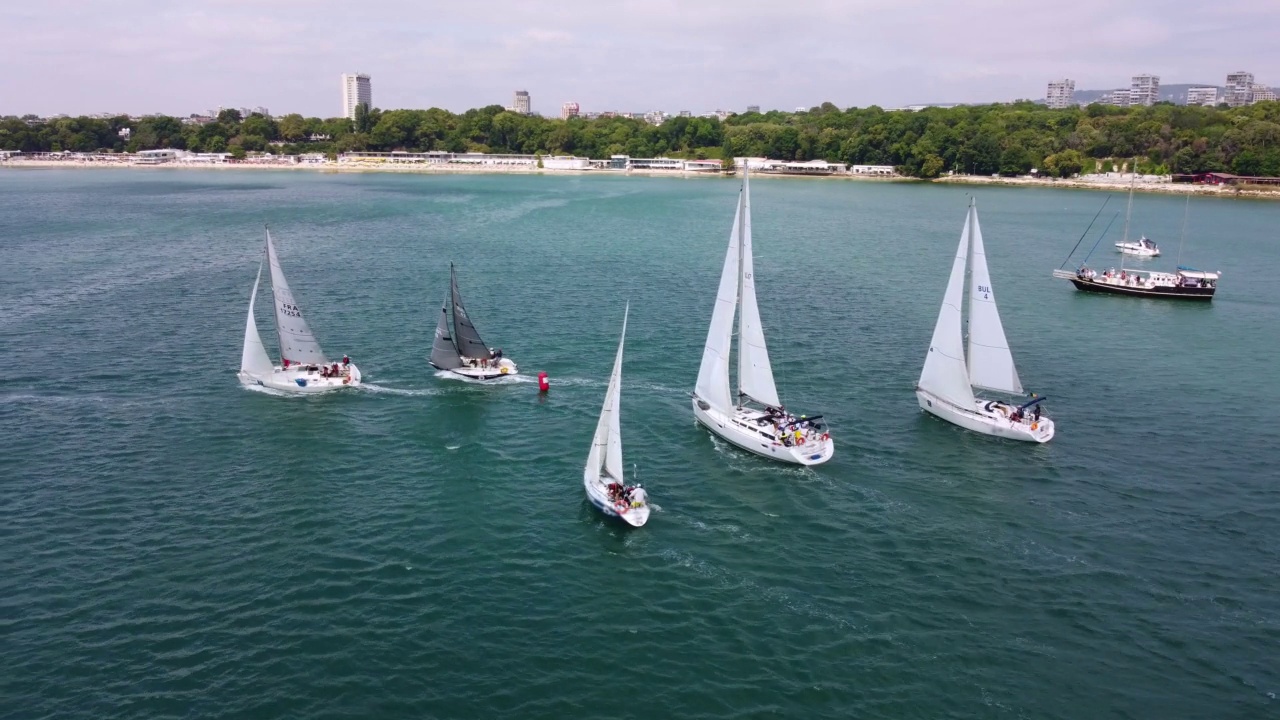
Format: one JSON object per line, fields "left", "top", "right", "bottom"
{"left": 2, "top": 168, "right": 1278, "bottom": 719}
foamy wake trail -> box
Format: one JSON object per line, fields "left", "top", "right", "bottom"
{"left": 359, "top": 383, "right": 439, "bottom": 396}
{"left": 241, "top": 384, "right": 303, "bottom": 398}
{"left": 433, "top": 371, "right": 528, "bottom": 386}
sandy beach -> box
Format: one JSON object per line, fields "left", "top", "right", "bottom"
{"left": 3, "top": 156, "right": 1275, "bottom": 200}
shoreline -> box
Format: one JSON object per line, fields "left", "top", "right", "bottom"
{"left": 3, "top": 158, "right": 1275, "bottom": 199}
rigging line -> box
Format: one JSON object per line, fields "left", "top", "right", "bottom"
{"left": 1058, "top": 194, "right": 1112, "bottom": 269}
{"left": 1080, "top": 212, "right": 1121, "bottom": 266}
{"left": 1176, "top": 193, "right": 1190, "bottom": 267}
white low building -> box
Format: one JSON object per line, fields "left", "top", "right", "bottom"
{"left": 850, "top": 164, "right": 895, "bottom": 176}
{"left": 134, "top": 149, "right": 183, "bottom": 165}
{"left": 542, "top": 155, "right": 591, "bottom": 170}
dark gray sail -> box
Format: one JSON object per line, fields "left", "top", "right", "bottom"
{"left": 429, "top": 297, "right": 463, "bottom": 370}
{"left": 450, "top": 264, "right": 490, "bottom": 359}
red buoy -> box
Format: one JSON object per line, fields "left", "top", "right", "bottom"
{"left": 538, "top": 371, "right": 549, "bottom": 393}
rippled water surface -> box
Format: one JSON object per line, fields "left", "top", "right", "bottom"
{"left": 2, "top": 169, "right": 1278, "bottom": 719}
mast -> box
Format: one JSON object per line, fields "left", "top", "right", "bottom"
{"left": 735, "top": 169, "right": 746, "bottom": 404}
{"left": 1177, "top": 193, "right": 1190, "bottom": 267}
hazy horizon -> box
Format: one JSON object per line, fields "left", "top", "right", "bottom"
{"left": 2, "top": 0, "right": 1276, "bottom": 118}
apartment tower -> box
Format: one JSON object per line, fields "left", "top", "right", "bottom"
{"left": 1046, "top": 79, "right": 1075, "bottom": 109}
{"left": 341, "top": 73, "right": 372, "bottom": 120}
{"left": 513, "top": 90, "right": 531, "bottom": 115}
{"left": 1130, "top": 74, "right": 1160, "bottom": 106}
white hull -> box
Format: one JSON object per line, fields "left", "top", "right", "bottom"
{"left": 239, "top": 363, "right": 362, "bottom": 394}
{"left": 915, "top": 389, "right": 1054, "bottom": 443}
{"left": 433, "top": 357, "right": 517, "bottom": 381}
{"left": 583, "top": 475, "right": 650, "bottom": 527}
{"left": 1115, "top": 242, "right": 1159, "bottom": 257}
{"left": 692, "top": 399, "right": 833, "bottom": 466}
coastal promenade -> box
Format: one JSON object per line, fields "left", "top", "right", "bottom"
{"left": 3, "top": 153, "right": 1276, "bottom": 199}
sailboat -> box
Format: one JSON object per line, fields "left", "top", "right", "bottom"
{"left": 691, "top": 167, "right": 834, "bottom": 465}
{"left": 428, "top": 263, "right": 517, "bottom": 380}
{"left": 916, "top": 199, "right": 1054, "bottom": 443}
{"left": 583, "top": 303, "right": 650, "bottom": 527}
{"left": 238, "top": 228, "right": 362, "bottom": 393}
{"left": 1114, "top": 171, "right": 1160, "bottom": 257}
{"left": 1054, "top": 186, "right": 1220, "bottom": 300}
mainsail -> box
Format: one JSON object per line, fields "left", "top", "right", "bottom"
{"left": 240, "top": 259, "right": 275, "bottom": 378}
{"left": 735, "top": 168, "right": 781, "bottom": 408}
{"left": 449, "top": 264, "right": 490, "bottom": 359}
{"left": 965, "top": 203, "right": 1024, "bottom": 395}
{"left": 266, "top": 229, "right": 327, "bottom": 365}
{"left": 586, "top": 304, "right": 628, "bottom": 485}
{"left": 429, "top": 296, "right": 463, "bottom": 370}
{"left": 694, "top": 185, "right": 742, "bottom": 413}
{"left": 918, "top": 205, "right": 977, "bottom": 407}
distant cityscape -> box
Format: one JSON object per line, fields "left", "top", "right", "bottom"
{"left": 14, "top": 68, "right": 1278, "bottom": 127}
{"left": 1046, "top": 70, "right": 1274, "bottom": 109}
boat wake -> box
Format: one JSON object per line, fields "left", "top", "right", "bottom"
{"left": 434, "top": 371, "right": 525, "bottom": 385}
{"left": 360, "top": 383, "right": 440, "bottom": 396}
{"left": 241, "top": 383, "right": 304, "bottom": 399}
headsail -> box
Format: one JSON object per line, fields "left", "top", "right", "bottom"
{"left": 693, "top": 182, "right": 742, "bottom": 414}
{"left": 735, "top": 168, "right": 781, "bottom": 408}
{"left": 965, "top": 202, "right": 1024, "bottom": 395}
{"left": 266, "top": 229, "right": 327, "bottom": 365}
{"left": 240, "top": 258, "right": 275, "bottom": 378}
{"left": 586, "top": 303, "right": 628, "bottom": 485}
{"left": 918, "top": 204, "right": 977, "bottom": 407}
{"left": 429, "top": 296, "right": 463, "bottom": 370}
{"left": 449, "top": 264, "right": 490, "bottom": 359}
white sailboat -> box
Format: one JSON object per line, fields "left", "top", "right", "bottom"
{"left": 691, "top": 167, "right": 834, "bottom": 465}
{"left": 429, "top": 263, "right": 517, "bottom": 380}
{"left": 583, "top": 303, "right": 650, "bottom": 527}
{"left": 915, "top": 200, "right": 1053, "bottom": 442}
{"left": 1115, "top": 168, "right": 1160, "bottom": 257}
{"left": 237, "top": 228, "right": 362, "bottom": 394}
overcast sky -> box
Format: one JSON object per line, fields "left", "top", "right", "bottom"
{"left": 2, "top": 0, "right": 1276, "bottom": 118}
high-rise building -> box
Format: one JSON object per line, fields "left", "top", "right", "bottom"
{"left": 561, "top": 102, "right": 579, "bottom": 120}
{"left": 1046, "top": 79, "right": 1075, "bottom": 109}
{"left": 746, "top": 105, "right": 760, "bottom": 113}
{"left": 1130, "top": 74, "right": 1160, "bottom": 106}
{"left": 1103, "top": 89, "right": 1132, "bottom": 107}
{"left": 1226, "top": 71, "right": 1255, "bottom": 107}
{"left": 341, "top": 73, "right": 372, "bottom": 120}
{"left": 513, "top": 90, "right": 531, "bottom": 115}
{"left": 1186, "top": 87, "right": 1218, "bottom": 106}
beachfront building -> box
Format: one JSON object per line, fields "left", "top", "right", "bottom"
{"left": 337, "top": 151, "right": 536, "bottom": 167}
{"left": 1046, "top": 79, "right": 1075, "bottom": 109}
{"left": 513, "top": 90, "right": 531, "bottom": 115}
{"left": 542, "top": 155, "right": 590, "bottom": 170}
{"left": 1130, "top": 74, "right": 1160, "bottom": 106}
{"left": 850, "top": 165, "right": 896, "bottom": 176}
{"left": 1226, "top": 71, "right": 1254, "bottom": 107}
{"left": 561, "top": 102, "right": 579, "bottom": 120}
{"left": 134, "top": 149, "right": 182, "bottom": 165}
{"left": 629, "top": 157, "right": 685, "bottom": 172}
{"left": 762, "top": 159, "right": 848, "bottom": 176}
{"left": 1186, "top": 87, "right": 1219, "bottom": 106}
{"left": 341, "top": 73, "right": 372, "bottom": 120}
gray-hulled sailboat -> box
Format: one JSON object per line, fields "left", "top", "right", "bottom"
{"left": 429, "top": 263, "right": 517, "bottom": 380}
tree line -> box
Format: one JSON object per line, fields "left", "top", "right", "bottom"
{"left": 3, "top": 100, "right": 1278, "bottom": 178}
